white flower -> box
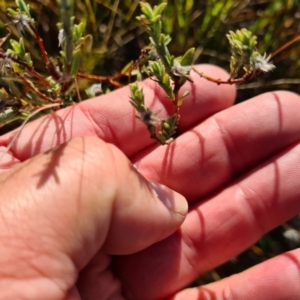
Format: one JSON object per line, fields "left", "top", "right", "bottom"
{"left": 283, "top": 228, "right": 300, "bottom": 243}
{"left": 86, "top": 83, "right": 103, "bottom": 97}
{"left": 10, "top": 13, "right": 32, "bottom": 35}
{"left": 0, "top": 57, "right": 11, "bottom": 75}
{"left": 253, "top": 53, "right": 275, "bottom": 73}
{"left": 171, "top": 60, "right": 192, "bottom": 77}
{"left": 138, "top": 110, "right": 161, "bottom": 126}
{"left": 58, "top": 29, "right": 65, "bottom": 48}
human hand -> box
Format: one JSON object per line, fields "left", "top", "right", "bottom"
{"left": 0, "top": 64, "right": 300, "bottom": 300}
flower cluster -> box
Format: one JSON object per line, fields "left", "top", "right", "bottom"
{"left": 226, "top": 28, "right": 275, "bottom": 79}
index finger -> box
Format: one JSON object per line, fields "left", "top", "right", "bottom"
{"left": 0, "top": 65, "right": 235, "bottom": 163}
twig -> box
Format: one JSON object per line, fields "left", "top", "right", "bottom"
{"left": 192, "top": 66, "right": 254, "bottom": 85}
{"left": 19, "top": 75, "right": 55, "bottom": 103}
{"left": 77, "top": 72, "right": 124, "bottom": 88}
{"left": 0, "top": 52, "right": 51, "bottom": 87}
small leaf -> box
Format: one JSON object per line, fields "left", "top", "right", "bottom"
{"left": 177, "top": 98, "right": 184, "bottom": 106}
{"left": 153, "top": 3, "right": 167, "bottom": 17}
{"left": 11, "top": 61, "right": 23, "bottom": 75}
{"left": 149, "top": 60, "right": 164, "bottom": 77}
{"left": 151, "top": 15, "right": 161, "bottom": 23}
{"left": 162, "top": 122, "right": 170, "bottom": 130}
{"left": 10, "top": 39, "right": 21, "bottom": 55}
{"left": 70, "top": 48, "right": 81, "bottom": 75}
{"left": 182, "top": 90, "right": 190, "bottom": 98}
{"left": 24, "top": 53, "right": 33, "bottom": 66}
{"left": 161, "top": 74, "right": 173, "bottom": 97}
{"left": 139, "top": 2, "right": 154, "bottom": 19}
{"left": 180, "top": 47, "right": 195, "bottom": 66}
{"left": 167, "top": 115, "right": 177, "bottom": 128}
{"left": 7, "top": 8, "right": 18, "bottom": 17}
{"left": 121, "top": 60, "right": 134, "bottom": 75}
{"left": 162, "top": 73, "right": 171, "bottom": 88}
{"left": 19, "top": 37, "right": 26, "bottom": 56}
{"left": 74, "top": 22, "right": 85, "bottom": 41}
{"left": 20, "top": 98, "right": 29, "bottom": 106}
{"left": 16, "top": 0, "right": 30, "bottom": 13}
{"left": 79, "top": 34, "right": 93, "bottom": 52}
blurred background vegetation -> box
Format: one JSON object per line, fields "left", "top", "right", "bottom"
{"left": 0, "top": 0, "right": 300, "bottom": 286}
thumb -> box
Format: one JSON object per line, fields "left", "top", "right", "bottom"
{"left": 0, "top": 137, "right": 188, "bottom": 275}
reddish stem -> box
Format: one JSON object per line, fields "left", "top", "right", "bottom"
{"left": 19, "top": 75, "right": 55, "bottom": 103}
{"left": 77, "top": 72, "right": 124, "bottom": 88}
{"left": 192, "top": 67, "right": 254, "bottom": 85}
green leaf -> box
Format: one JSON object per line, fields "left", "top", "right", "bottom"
{"left": 11, "top": 61, "right": 23, "bottom": 75}
{"left": 162, "top": 73, "right": 171, "bottom": 88}
{"left": 177, "top": 98, "right": 184, "bottom": 106}
{"left": 10, "top": 39, "right": 21, "bottom": 55}
{"left": 227, "top": 28, "right": 257, "bottom": 55}
{"left": 151, "top": 15, "right": 161, "bottom": 23}
{"left": 134, "top": 89, "right": 143, "bottom": 100}
{"left": 120, "top": 60, "right": 134, "bottom": 75}
{"left": 24, "top": 53, "right": 32, "bottom": 66}
{"left": 167, "top": 115, "right": 177, "bottom": 128}
{"left": 19, "top": 37, "right": 26, "bottom": 56}
{"left": 161, "top": 74, "right": 173, "bottom": 97}
{"left": 162, "top": 121, "right": 170, "bottom": 130}
{"left": 180, "top": 47, "right": 195, "bottom": 66}
{"left": 73, "top": 22, "right": 85, "bottom": 41}
{"left": 178, "top": 90, "right": 190, "bottom": 107}
{"left": 7, "top": 8, "right": 18, "bottom": 16}
{"left": 131, "top": 84, "right": 144, "bottom": 102}
{"left": 153, "top": 3, "right": 167, "bottom": 17}
{"left": 70, "top": 48, "right": 81, "bottom": 75}
{"left": 162, "top": 34, "right": 172, "bottom": 45}
{"left": 152, "top": 21, "right": 162, "bottom": 42}
{"left": 148, "top": 60, "right": 164, "bottom": 77}
{"left": 16, "top": 0, "right": 30, "bottom": 14}
{"left": 139, "top": 2, "right": 154, "bottom": 19}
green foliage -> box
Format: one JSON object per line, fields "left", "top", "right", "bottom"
{"left": 130, "top": 2, "right": 197, "bottom": 144}
{"left": 129, "top": 82, "right": 160, "bottom": 143}
{"left": 227, "top": 28, "right": 257, "bottom": 78}
{"left": 0, "top": 0, "right": 129, "bottom": 131}
{"left": 227, "top": 29, "right": 275, "bottom": 78}
{"left": 130, "top": 2, "right": 275, "bottom": 144}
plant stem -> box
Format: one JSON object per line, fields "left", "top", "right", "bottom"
{"left": 192, "top": 67, "right": 254, "bottom": 85}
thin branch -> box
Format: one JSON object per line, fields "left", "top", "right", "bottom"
{"left": 0, "top": 52, "right": 51, "bottom": 87}
{"left": 77, "top": 72, "right": 124, "bottom": 88}
{"left": 74, "top": 76, "right": 82, "bottom": 102}
{"left": 270, "top": 33, "right": 300, "bottom": 59}
{"left": 29, "top": 24, "right": 61, "bottom": 80}
{"left": 19, "top": 75, "right": 55, "bottom": 103}
{"left": 192, "top": 66, "right": 255, "bottom": 85}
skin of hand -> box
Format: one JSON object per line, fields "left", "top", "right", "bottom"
{"left": 0, "top": 64, "right": 300, "bottom": 300}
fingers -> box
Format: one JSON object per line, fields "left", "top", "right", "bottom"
{"left": 134, "top": 91, "right": 300, "bottom": 200}
{"left": 114, "top": 141, "right": 300, "bottom": 299}
{"left": 171, "top": 249, "right": 300, "bottom": 300}
{"left": 0, "top": 65, "right": 235, "bottom": 162}
{"left": 0, "top": 136, "right": 187, "bottom": 299}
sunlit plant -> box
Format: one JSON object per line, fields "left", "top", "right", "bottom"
{"left": 0, "top": 0, "right": 127, "bottom": 131}
{"left": 129, "top": 3, "right": 275, "bottom": 145}
{"left": 0, "top": 0, "right": 276, "bottom": 148}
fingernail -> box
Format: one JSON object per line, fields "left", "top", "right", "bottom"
{"left": 149, "top": 181, "right": 188, "bottom": 216}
